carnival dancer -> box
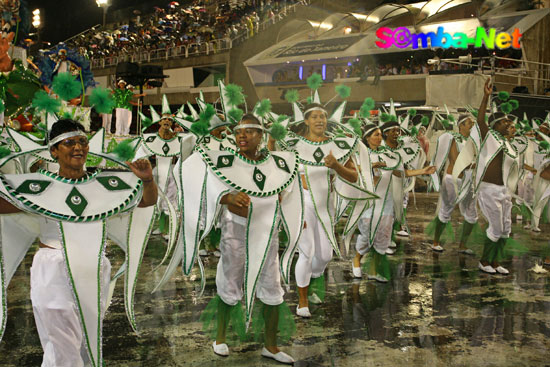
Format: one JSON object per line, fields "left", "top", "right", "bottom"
{"left": 455, "top": 78, "right": 522, "bottom": 274}
{"left": 0, "top": 117, "right": 158, "bottom": 367}
{"left": 154, "top": 102, "right": 303, "bottom": 363}
{"left": 135, "top": 95, "right": 194, "bottom": 240}
{"left": 274, "top": 75, "right": 377, "bottom": 318}
{"left": 521, "top": 117, "right": 550, "bottom": 232}
{"left": 531, "top": 130, "right": 550, "bottom": 264}
{"left": 380, "top": 104, "right": 425, "bottom": 241}
{"left": 114, "top": 79, "right": 144, "bottom": 136}
{"left": 352, "top": 122, "right": 435, "bottom": 281}
{"left": 428, "top": 113, "right": 479, "bottom": 253}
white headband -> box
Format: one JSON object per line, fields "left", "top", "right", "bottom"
{"left": 489, "top": 115, "right": 512, "bottom": 127}
{"left": 304, "top": 106, "right": 327, "bottom": 117}
{"left": 49, "top": 131, "right": 87, "bottom": 148}
{"left": 233, "top": 124, "right": 265, "bottom": 132}
{"left": 362, "top": 125, "right": 379, "bottom": 138}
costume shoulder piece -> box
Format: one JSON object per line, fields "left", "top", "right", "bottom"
{"left": 393, "top": 136, "right": 421, "bottom": 165}
{"left": 141, "top": 133, "right": 186, "bottom": 157}
{"left": 370, "top": 147, "right": 402, "bottom": 170}
{"left": 197, "top": 145, "right": 298, "bottom": 197}
{"left": 512, "top": 135, "right": 529, "bottom": 155}
{"left": 0, "top": 170, "right": 142, "bottom": 222}
{"left": 283, "top": 132, "right": 357, "bottom": 166}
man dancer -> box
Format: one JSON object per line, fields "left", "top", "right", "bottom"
{"left": 430, "top": 115, "right": 478, "bottom": 253}
{"left": 459, "top": 79, "right": 520, "bottom": 274}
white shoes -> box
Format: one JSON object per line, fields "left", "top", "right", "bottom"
{"left": 478, "top": 262, "right": 496, "bottom": 274}
{"left": 367, "top": 273, "right": 388, "bottom": 283}
{"left": 198, "top": 249, "right": 208, "bottom": 256}
{"left": 532, "top": 227, "right": 541, "bottom": 233}
{"left": 296, "top": 306, "right": 311, "bottom": 318}
{"left": 431, "top": 244, "right": 444, "bottom": 252}
{"left": 459, "top": 248, "right": 474, "bottom": 255}
{"left": 162, "top": 234, "right": 170, "bottom": 240}
{"left": 516, "top": 215, "right": 523, "bottom": 222}
{"left": 352, "top": 264, "right": 362, "bottom": 278}
{"left": 389, "top": 241, "right": 397, "bottom": 248}
{"left": 212, "top": 341, "right": 229, "bottom": 356}
{"left": 308, "top": 293, "right": 322, "bottom": 304}
{"left": 495, "top": 266, "right": 509, "bottom": 274}
{"left": 386, "top": 247, "right": 395, "bottom": 255}
{"left": 261, "top": 347, "right": 295, "bottom": 364}
{"left": 152, "top": 228, "right": 161, "bottom": 235}
{"left": 396, "top": 229, "right": 409, "bottom": 237}
{"left": 213, "top": 250, "right": 221, "bottom": 257}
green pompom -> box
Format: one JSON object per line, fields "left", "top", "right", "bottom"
{"left": 363, "top": 97, "right": 375, "bottom": 111}
{"left": 540, "top": 141, "right": 550, "bottom": 151}
{"left": 276, "top": 114, "right": 289, "bottom": 124}
{"left": 269, "top": 122, "right": 287, "bottom": 141}
{"left": 448, "top": 115, "right": 456, "bottom": 123}
{"left": 515, "top": 123, "right": 522, "bottom": 131}
{"left": 306, "top": 96, "right": 313, "bottom": 104}
{"left": 441, "top": 119, "right": 450, "bottom": 129}
{"left": 523, "top": 123, "right": 532, "bottom": 132}
{"left": 0, "top": 145, "right": 11, "bottom": 158}
{"left": 421, "top": 116, "right": 430, "bottom": 126}
{"left": 141, "top": 116, "right": 153, "bottom": 129}
{"left": 509, "top": 99, "right": 519, "bottom": 110}
{"left": 348, "top": 118, "right": 361, "bottom": 136}
{"left": 227, "top": 108, "right": 243, "bottom": 124}
{"left": 380, "top": 113, "right": 390, "bottom": 123}
{"left": 191, "top": 120, "right": 210, "bottom": 136}
{"left": 389, "top": 114, "right": 397, "bottom": 122}
{"left": 112, "top": 139, "right": 136, "bottom": 161}
{"left": 89, "top": 87, "right": 115, "bottom": 114}
{"left": 500, "top": 102, "right": 513, "bottom": 114}
{"left": 255, "top": 99, "right": 272, "bottom": 117}
{"left": 359, "top": 97, "right": 375, "bottom": 119}
{"left": 498, "top": 91, "right": 510, "bottom": 101}
{"left": 224, "top": 84, "right": 245, "bottom": 106}
{"left": 407, "top": 108, "right": 417, "bottom": 117}
{"left": 284, "top": 89, "right": 299, "bottom": 104}
{"left": 335, "top": 84, "right": 351, "bottom": 99}
{"left": 306, "top": 73, "right": 323, "bottom": 90}
{"left": 51, "top": 72, "right": 82, "bottom": 101}
{"left": 32, "top": 90, "right": 62, "bottom": 114}
{"left": 410, "top": 126, "right": 419, "bottom": 136}
{"left": 0, "top": 99, "right": 4, "bottom": 114}
{"left": 199, "top": 104, "right": 216, "bottom": 124}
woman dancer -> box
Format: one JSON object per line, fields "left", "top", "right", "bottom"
{"left": 352, "top": 122, "right": 435, "bottom": 281}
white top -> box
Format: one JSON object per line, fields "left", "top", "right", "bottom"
{"left": 38, "top": 217, "right": 63, "bottom": 249}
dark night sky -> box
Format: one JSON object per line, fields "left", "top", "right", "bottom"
{"left": 27, "top": 0, "right": 160, "bottom": 44}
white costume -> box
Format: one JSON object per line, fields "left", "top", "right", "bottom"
{"left": 0, "top": 127, "right": 156, "bottom": 367}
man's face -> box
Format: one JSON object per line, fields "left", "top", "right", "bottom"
{"left": 159, "top": 118, "right": 173, "bottom": 131}
{"left": 494, "top": 118, "right": 514, "bottom": 139}
{"left": 385, "top": 127, "right": 401, "bottom": 143}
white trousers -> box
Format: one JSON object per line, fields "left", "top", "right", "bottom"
{"left": 216, "top": 210, "right": 284, "bottom": 306}
{"left": 101, "top": 113, "right": 112, "bottom": 134}
{"left": 355, "top": 194, "right": 394, "bottom": 256}
{"left": 517, "top": 172, "right": 534, "bottom": 206}
{"left": 438, "top": 174, "right": 478, "bottom": 224}
{"left": 30, "top": 248, "right": 111, "bottom": 367}
{"left": 477, "top": 182, "right": 512, "bottom": 242}
{"left": 115, "top": 108, "right": 132, "bottom": 135}
{"left": 295, "top": 190, "right": 333, "bottom": 288}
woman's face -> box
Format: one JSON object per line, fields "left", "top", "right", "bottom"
{"left": 51, "top": 135, "right": 89, "bottom": 171}
{"left": 235, "top": 120, "right": 262, "bottom": 156}
{"left": 367, "top": 128, "right": 382, "bottom": 149}
{"left": 304, "top": 110, "right": 327, "bottom": 136}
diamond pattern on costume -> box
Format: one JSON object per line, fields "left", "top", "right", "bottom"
{"left": 16, "top": 180, "right": 51, "bottom": 195}
{"left": 65, "top": 187, "right": 88, "bottom": 216}
{"left": 313, "top": 147, "right": 325, "bottom": 163}
{"left": 96, "top": 176, "right": 132, "bottom": 191}
{"left": 252, "top": 167, "right": 266, "bottom": 190}
{"left": 216, "top": 155, "right": 235, "bottom": 168}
